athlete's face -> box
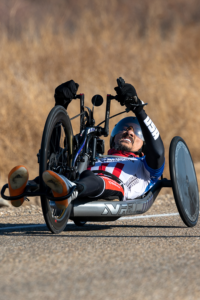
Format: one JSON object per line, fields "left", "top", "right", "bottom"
{"left": 114, "top": 126, "right": 143, "bottom": 152}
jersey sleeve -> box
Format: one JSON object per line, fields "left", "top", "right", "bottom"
{"left": 143, "top": 157, "right": 165, "bottom": 179}
{"left": 135, "top": 109, "right": 165, "bottom": 170}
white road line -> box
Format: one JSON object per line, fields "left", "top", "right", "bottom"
{"left": 120, "top": 212, "right": 180, "bottom": 220}
{"left": 0, "top": 212, "right": 181, "bottom": 231}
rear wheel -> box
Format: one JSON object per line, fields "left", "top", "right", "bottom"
{"left": 39, "top": 105, "right": 74, "bottom": 234}
{"left": 169, "top": 136, "right": 199, "bottom": 227}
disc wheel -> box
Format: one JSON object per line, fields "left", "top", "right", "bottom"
{"left": 169, "top": 136, "right": 199, "bottom": 227}
{"left": 39, "top": 105, "right": 74, "bottom": 234}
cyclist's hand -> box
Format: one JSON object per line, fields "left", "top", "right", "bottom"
{"left": 114, "top": 77, "right": 138, "bottom": 105}
{"left": 114, "top": 77, "right": 144, "bottom": 113}
{"left": 124, "top": 96, "right": 145, "bottom": 113}
{"left": 54, "top": 80, "right": 79, "bottom": 109}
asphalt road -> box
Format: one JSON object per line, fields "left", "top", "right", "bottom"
{"left": 0, "top": 195, "right": 199, "bottom": 300}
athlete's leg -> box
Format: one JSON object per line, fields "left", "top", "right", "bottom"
{"left": 43, "top": 169, "right": 124, "bottom": 203}
{"left": 76, "top": 170, "right": 105, "bottom": 197}
{"left": 96, "top": 176, "right": 124, "bottom": 201}
{"left": 77, "top": 170, "right": 124, "bottom": 200}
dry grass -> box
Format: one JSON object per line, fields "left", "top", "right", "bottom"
{"left": 0, "top": 0, "right": 200, "bottom": 185}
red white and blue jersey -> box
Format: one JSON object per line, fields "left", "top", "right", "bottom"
{"left": 88, "top": 150, "right": 164, "bottom": 201}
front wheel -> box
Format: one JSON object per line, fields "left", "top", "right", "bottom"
{"left": 39, "top": 105, "right": 74, "bottom": 234}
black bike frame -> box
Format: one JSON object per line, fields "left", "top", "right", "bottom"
{"left": 72, "top": 94, "right": 115, "bottom": 168}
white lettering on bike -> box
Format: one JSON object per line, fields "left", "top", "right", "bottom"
{"left": 106, "top": 203, "right": 141, "bottom": 215}
{"left": 101, "top": 199, "right": 154, "bottom": 216}
{"left": 106, "top": 204, "right": 120, "bottom": 214}
{"left": 144, "top": 116, "right": 159, "bottom": 140}
{"left": 102, "top": 207, "right": 109, "bottom": 215}
{"left": 120, "top": 205, "right": 128, "bottom": 215}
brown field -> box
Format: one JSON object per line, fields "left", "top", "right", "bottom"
{"left": 0, "top": 0, "right": 200, "bottom": 187}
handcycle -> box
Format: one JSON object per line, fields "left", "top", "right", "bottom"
{"left": 1, "top": 92, "right": 199, "bottom": 234}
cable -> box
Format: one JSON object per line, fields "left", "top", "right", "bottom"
{"left": 70, "top": 111, "right": 86, "bottom": 121}
{"left": 97, "top": 110, "right": 127, "bottom": 126}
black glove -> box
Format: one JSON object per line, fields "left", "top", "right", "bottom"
{"left": 54, "top": 80, "right": 79, "bottom": 109}
{"left": 114, "top": 77, "right": 145, "bottom": 113}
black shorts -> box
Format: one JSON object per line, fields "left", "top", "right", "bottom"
{"left": 77, "top": 170, "right": 124, "bottom": 201}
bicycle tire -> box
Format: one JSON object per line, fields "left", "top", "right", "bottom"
{"left": 169, "top": 136, "right": 199, "bottom": 227}
{"left": 39, "top": 105, "right": 74, "bottom": 234}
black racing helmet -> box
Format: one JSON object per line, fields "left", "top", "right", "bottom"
{"left": 110, "top": 116, "right": 144, "bottom": 148}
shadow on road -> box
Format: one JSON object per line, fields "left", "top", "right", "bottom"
{"left": 0, "top": 222, "right": 194, "bottom": 238}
